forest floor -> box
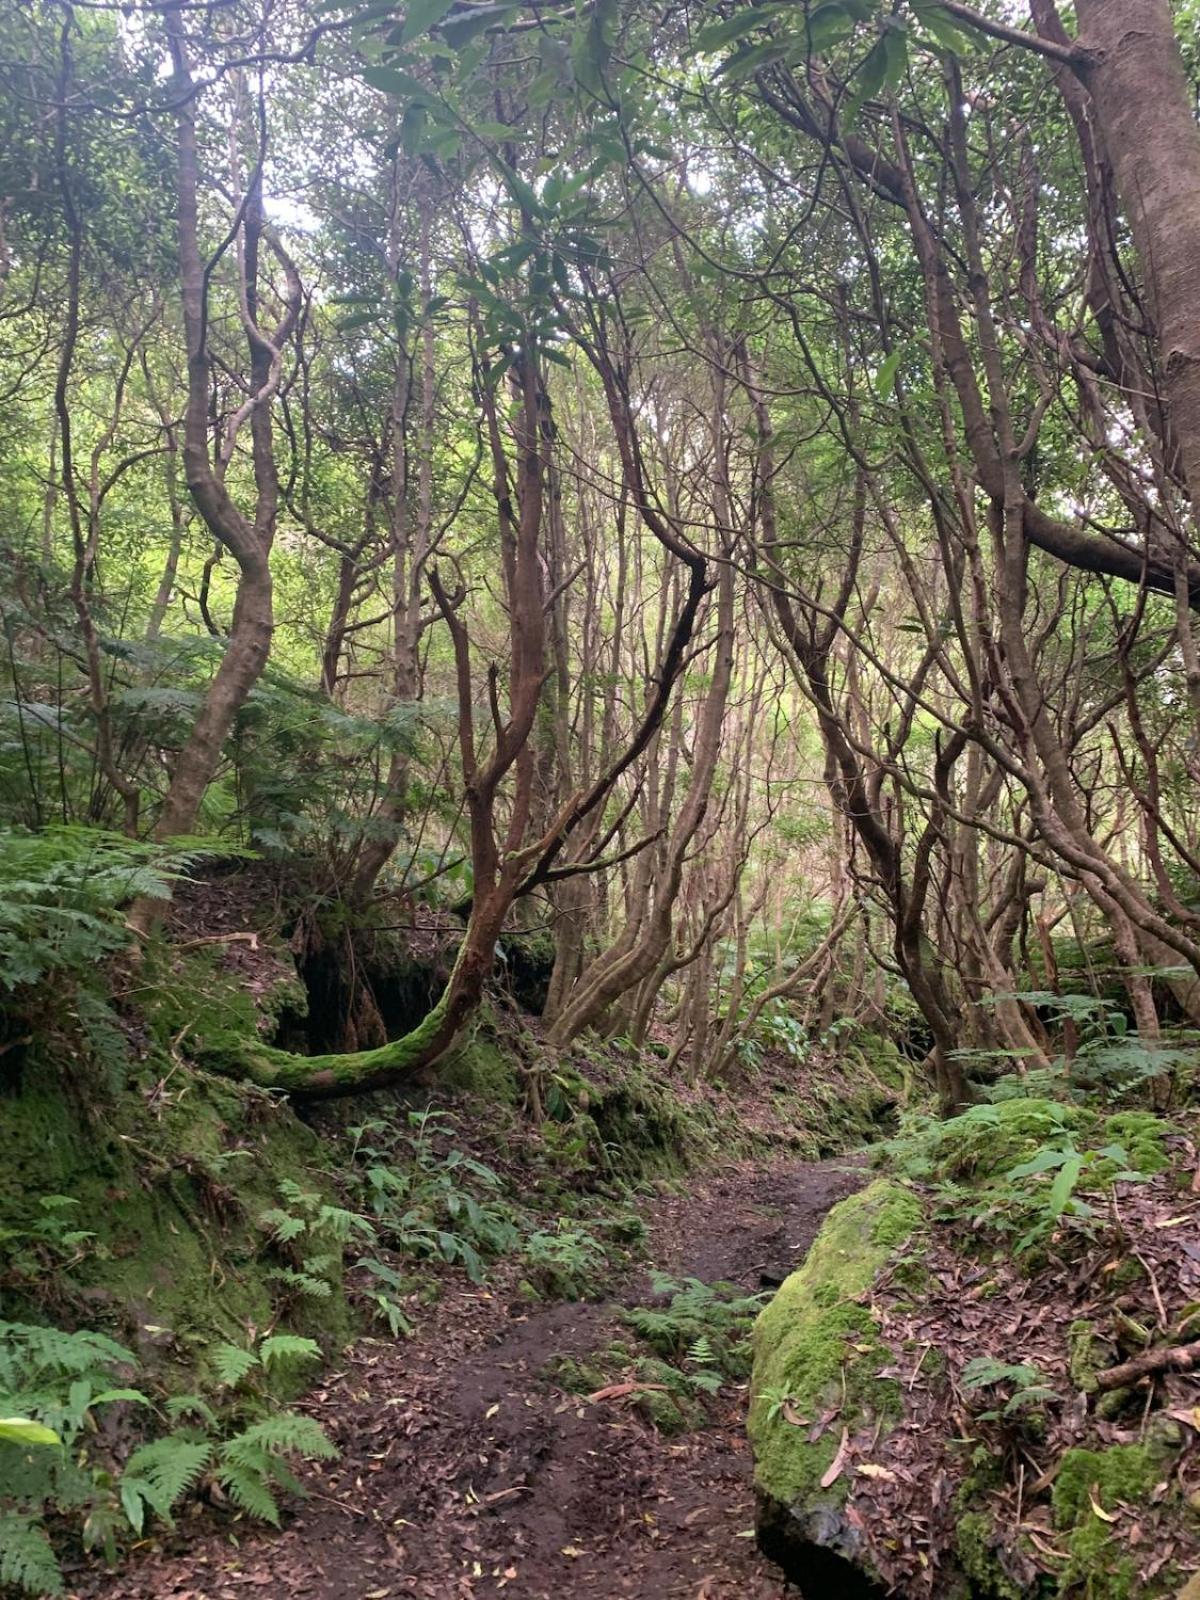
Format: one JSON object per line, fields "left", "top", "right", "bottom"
{"left": 69, "top": 1155, "right": 865, "bottom": 1600}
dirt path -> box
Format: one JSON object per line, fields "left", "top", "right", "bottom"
{"left": 79, "top": 1157, "right": 863, "bottom": 1600}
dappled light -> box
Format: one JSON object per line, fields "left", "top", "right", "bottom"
{"left": 2, "top": 0, "right": 1200, "bottom": 1593}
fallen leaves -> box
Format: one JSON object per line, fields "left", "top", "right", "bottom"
{"left": 819, "top": 1427, "right": 850, "bottom": 1489}
{"left": 585, "top": 1381, "right": 670, "bottom": 1403}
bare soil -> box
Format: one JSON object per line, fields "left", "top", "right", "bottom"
{"left": 73, "top": 1156, "right": 864, "bottom": 1600}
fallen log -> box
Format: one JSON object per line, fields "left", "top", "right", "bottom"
{"left": 1094, "top": 1339, "right": 1200, "bottom": 1392}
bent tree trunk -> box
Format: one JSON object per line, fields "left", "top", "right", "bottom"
{"left": 203, "top": 882, "right": 513, "bottom": 1097}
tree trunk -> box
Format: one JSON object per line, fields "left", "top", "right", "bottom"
{"left": 1074, "top": 0, "right": 1200, "bottom": 506}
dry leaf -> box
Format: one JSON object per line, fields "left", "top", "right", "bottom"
{"left": 1089, "top": 1487, "right": 1118, "bottom": 1523}
{"left": 856, "top": 1463, "right": 896, "bottom": 1481}
{"left": 820, "top": 1427, "right": 850, "bottom": 1490}
{"left": 586, "top": 1381, "right": 668, "bottom": 1403}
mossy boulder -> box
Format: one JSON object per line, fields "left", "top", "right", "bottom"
{"left": 747, "top": 1180, "right": 923, "bottom": 1593}
{"left": 955, "top": 1508, "right": 1028, "bottom": 1600}
{"left": 1052, "top": 1444, "right": 1167, "bottom": 1599}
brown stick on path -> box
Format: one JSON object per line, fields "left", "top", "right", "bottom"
{"left": 1093, "top": 1339, "right": 1200, "bottom": 1392}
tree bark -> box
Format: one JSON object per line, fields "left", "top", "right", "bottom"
{"left": 1073, "top": 0, "right": 1200, "bottom": 507}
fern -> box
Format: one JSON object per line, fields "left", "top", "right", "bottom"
{"left": 119, "top": 1436, "right": 212, "bottom": 1531}
{"left": 0, "top": 827, "right": 207, "bottom": 993}
{"left": 221, "top": 1413, "right": 336, "bottom": 1465}
{"left": 688, "top": 1369, "right": 724, "bottom": 1395}
{"left": 1, "top": 1323, "right": 134, "bottom": 1383}
{"left": 265, "top": 1266, "right": 333, "bottom": 1299}
{"left": 0, "top": 1319, "right": 333, "bottom": 1581}
{"left": 123, "top": 1435, "right": 212, "bottom": 1510}
{"left": 258, "top": 1335, "right": 321, "bottom": 1371}
{"left": 212, "top": 1413, "right": 336, "bottom": 1527}
{"left": 213, "top": 1460, "right": 281, "bottom": 1525}
{"left": 313, "top": 1204, "right": 373, "bottom": 1243}
{"left": 163, "top": 1393, "right": 217, "bottom": 1427}
{"left": 210, "top": 1343, "right": 260, "bottom": 1388}
{"left": 688, "top": 1333, "right": 716, "bottom": 1366}
{"left": 621, "top": 1278, "right": 764, "bottom": 1380}
{"left": 0, "top": 1510, "right": 63, "bottom": 1597}
{"left": 259, "top": 1208, "right": 307, "bottom": 1244}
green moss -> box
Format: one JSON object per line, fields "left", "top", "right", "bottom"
{"left": 224, "top": 983, "right": 455, "bottom": 1093}
{"left": 748, "top": 1181, "right": 923, "bottom": 1510}
{"left": 1052, "top": 1445, "right": 1162, "bottom": 1599}
{"left": 1068, "top": 1319, "right": 1108, "bottom": 1394}
{"left": 630, "top": 1357, "right": 703, "bottom": 1434}
{"left": 1, "top": 1046, "right": 352, "bottom": 1368}
{"left": 1103, "top": 1111, "right": 1169, "bottom": 1175}
{"left": 868, "top": 1185, "right": 923, "bottom": 1246}
{"left": 544, "top": 1349, "right": 700, "bottom": 1434}
{"left": 438, "top": 1031, "right": 522, "bottom": 1105}
{"left": 894, "top": 1098, "right": 1091, "bottom": 1186}
{"left": 955, "top": 1509, "right": 1025, "bottom": 1600}
{"left": 547, "top": 1354, "right": 613, "bottom": 1394}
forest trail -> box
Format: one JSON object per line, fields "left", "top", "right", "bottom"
{"left": 75, "top": 1157, "right": 865, "bottom": 1600}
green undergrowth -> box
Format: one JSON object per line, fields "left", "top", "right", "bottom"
{"left": 879, "top": 1095, "right": 1172, "bottom": 1261}
{"left": 1052, "top": 1445, "right": 1166, "bottom": 1600}
{"left": 958, "top": 1437, "right": 1189, "bottom": 1600}
{"left": 547, "top": 1274, "right": 767, "bottom": 1435}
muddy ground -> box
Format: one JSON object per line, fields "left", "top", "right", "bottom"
{"left": 71, "top": 1157, "right": 864, "bottom": 1600}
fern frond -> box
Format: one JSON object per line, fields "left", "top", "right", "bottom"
{"left": 210, "top": 1344, "right": 260, "bottom": 1387}
{"left": 122, "top": 1434, "right": 212, "bottom": 1512}
{"left": 0, "top": 1511, "right": 64, "bottom": 1597}
{"left": 688, "top": 1370, "right": 724, "bottom": 1395}
{"left": 688, "top": 1334, "right": 716, "bottom": 1365}
{"left": 259, "top": 1208, "right": 306, "bottom": 1243}
{"left": 163, "top": 1394, "right": 217, "bottom": 1427}
{"left": 1, "top": 1323, "right": 133, "bottom": 1381}
{"left": 221, "top": 1413, "right": 336, "bottom": 1466}
{"left": 258, "top": 1336, "right": 321, "bottom": 1371}
{"left": 213, "top": 1462, "right": 280, "bottom": 1525}
{"left": 265, "top": 1268, "right": 332, "bottom": 1298}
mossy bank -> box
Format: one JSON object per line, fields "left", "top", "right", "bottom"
{"left": 747, "top": 1096, "right": 1200, "bottom": 1598}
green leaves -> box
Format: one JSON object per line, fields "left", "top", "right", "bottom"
{"left": 121, "top": 1435, "right": 212, "bottom": 1530}
{"left": 399, "top": 0, "right": 458, "bottom": 46}
{"left": 1048, "top": 1152, "right": 1084, "bottom": 1218}
{"left": 841, "top": 21, "right": 907, "bottom": 125}
{"left": 497, "top": 163, "right": 541, "bottom": 219}
{"left": 717, "top": 37, "right": 793, "bottom": 80}
{"left": 874, "top": 346, "right": 904, "bottom": 396}
{"left": 910, "top": 0, "right": 980, "bottom": 54}
{"left": 962, "top": 1356, "right": 1045, "bottom": 1390}
{"left": 0, "top": 1418, "right": 61, "bottom": 1447}
{"left": 0, "top": 1512, "right": 63, "bottom": 1597}
{"left": 210, "top": 1343, "right": 260, "bottom": 1389}
{"left": 359, "top": 63, "right": 430, "bottom": 100}
{"left": 259, "top": 1335, "right": 322, "bottom": 1371}
{"left": 693, "top": 8, "right": 780, "bottom": 53}
{"left": 440, "top": 0, "right": 521, "bottom": 48}
{"left": 806, "top": 2, "right": 856, "bottom": 52}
